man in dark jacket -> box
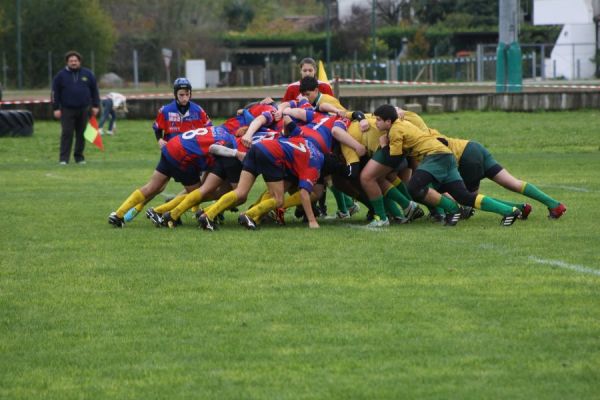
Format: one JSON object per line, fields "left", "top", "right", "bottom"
{"left": 52, "top": 50, "right": 100, "bottom": 164}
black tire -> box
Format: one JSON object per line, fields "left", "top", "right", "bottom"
{"left": 0, "top": 110, "right": 34, "bottom": 137}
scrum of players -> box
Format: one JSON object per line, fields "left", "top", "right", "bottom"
{"left": 108, "top": 58, "right": 566, "bottom": 231}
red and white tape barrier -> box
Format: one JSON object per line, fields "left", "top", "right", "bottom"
{"left": 1, "top": 79, "right": 598, "bottom": 105}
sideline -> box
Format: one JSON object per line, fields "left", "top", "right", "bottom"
{"left": 529, "top": 256, "right": 600, "bottom": 277}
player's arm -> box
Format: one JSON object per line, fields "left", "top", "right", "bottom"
{"left": 200, "top": 108, "right": 213, "bottom": 127}
{"left": 282, "top": 107, "right": 308, "bottom": 121}
{"left": 332, "top": 125, "right": 366, "bottom": 158}
{"left": 300, "top": 188, "right": 318, "bottom": 228}
{"left": 153, "top": 114, "right": 167, "bottom": 148}
{"left": 316, "top": 101, "right": 342, "bottom": 115}
{"left": 241, "top": 114, "right": 269, "bottom": 148}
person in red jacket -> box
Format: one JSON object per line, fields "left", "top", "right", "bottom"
{"left": 282, "top": 57, "right": 333, "bottom": 102}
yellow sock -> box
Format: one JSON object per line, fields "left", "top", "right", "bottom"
{"left": 248, "top": 190, "right": 272, "bottom": 209}
{"left": 474, "top": 194, "right": 484, "bottom": 209}
{"left": 153, "top": 194, "right": 185, "bottom": 214}
{"left": 283, "top": 191, "right": 302, "bottom": 209}
{"left": 203, "top": 203, "right": 215, "bottom": 215}
{"left": 134, "top": 202, "right": 144, "bottom": 212}
{"left": 170, "top": 190, "right": 204, "bottom": 220}
{"left": 116, "top": 189, "right": 145, "bottom": 217}
{"left": 206, "top": 191, "right": 239, "bottom": 220}
{"left": 246, "top": 198, "right": 277, "bottom": 221}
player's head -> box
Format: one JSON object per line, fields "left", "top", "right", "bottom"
{"left": 173, "top": 77, "right": 192, "bottom": 105}
{"left": 299, "top": 76, "right": 319, "bottom": 102}
{"left": 64, "top": 50, "right": 82, "bottom": 70}
{"left": 299, "top": 57, "right": 317, "bottom": 78}
{"left": 373, "top": 104, "right": 398, "bottom": 130}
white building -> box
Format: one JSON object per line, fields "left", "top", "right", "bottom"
{"left": 534, "top": 0, "right": 600, "bottom": 79}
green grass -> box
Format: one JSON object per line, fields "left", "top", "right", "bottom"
{"left": 1, "top": 111, "right": 600, "bottom": 399}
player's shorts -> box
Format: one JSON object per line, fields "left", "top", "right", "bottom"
{"left": 209, "top": 156, "right": 243, "bottom": 184}
{"left": 242, "top": 146, "right": 285, "bottom": 182}
{"left": 371, "top": 146, "right": 408, "bottom": 172}
{"left": 155, "top": 154, "right": 200, "bottom": 186}
{"left": 458, "top": 141, "right": 502, "bottom": 191}
{"left": 416, "top": 153, "right": 462, "bottom": 185}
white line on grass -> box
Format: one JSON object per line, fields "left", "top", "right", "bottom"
{"left": 343, "top": 223, "right": 389, "bottom": 232}
{"left": 529, "top": 256, "right": 600, "bottom": 277}
{"left": 474, "top": 243, "right": 599, "bottom": 277}
{"left": 45, "top": 173, "right": 68, "bottom": 180}
{"left": 544, "top": 184, "right": 595, "bottom": 193}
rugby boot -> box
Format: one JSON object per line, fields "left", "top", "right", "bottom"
{"left": 501, "top": 208, "right": 522, "bottom": 226}
{"left": 145, "top": 208, "right": 163, "bottom": 227}
{"left": 198, "top": 214, "right": 217, "bottom": 231}
{"left": 520, "top": 203, "right": 533, "bottom": 220}
{"left": 238, "top": 214, "right": 257, "bottom": 230}
{"left": 444, "top": 212, "right": 461, "bottom": 226}
{"left": 108, "top": 212, "right": 125, "bottom": 228}
{"left": 548, "top": 203, "right": 566, "bottom": 219}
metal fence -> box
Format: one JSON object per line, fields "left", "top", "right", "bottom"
{"left": 1, "top": 42, "right": 597, "bottom": 90}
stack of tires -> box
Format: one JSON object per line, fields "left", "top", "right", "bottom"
{"left": 0, "top": 110, "right": 34, "bottom": 137}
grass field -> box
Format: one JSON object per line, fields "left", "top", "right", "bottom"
{"left": 1, "top": 111, "right": 600, "bottom": 399}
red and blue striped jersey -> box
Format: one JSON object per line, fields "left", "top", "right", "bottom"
{"left": 298, "top": 112, "right": 349, "bottom": 154}
{"left": 220, "top": 103, "right": 282, "bottom": 136}
{"left": 153, "top": 100, "right": 212, "bottom": 142}
{"left": 162, "top": 126, "right": 236, "bottom": 172}
{"left": 235, "top": 128, "right": 280, "bottom": 153}
{"left": 254, "top": 136, "right": 323, "bottom": 193}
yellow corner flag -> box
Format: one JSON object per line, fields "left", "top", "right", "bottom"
{"left": 318, "top": 60, "right": 329, "bottom": 83}
{"left": 84, "top": 115, "right": 104, "bottom": 151}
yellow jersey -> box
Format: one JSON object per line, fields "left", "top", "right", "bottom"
{"left": 388, "top": 119, "right": 451, "bottom": 160}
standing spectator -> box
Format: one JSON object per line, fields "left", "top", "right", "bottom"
{"left": 51, "top": 50, "right": 100, "bottom": 164}
{"left": 282, "top": 57, "right": 333, "bottom": 102}
{"left": 99, "top": 92, "right": 127, "bottom": 136}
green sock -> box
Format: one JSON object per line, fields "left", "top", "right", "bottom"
{"left": 396, "top": 181, "right": 412, "bottom": 201}
{"left": 330, "top": 186, "right": 348, "bottom": 213}
{"left": 428, "top": 205, "right": 445, "bottom": 215}
{"left": 384, "top": 197, "right": 404, "bottom": 218}
{"left": 495, "top": 199, "right": 525, "bottom": 210}
{"left": 437, "top": 195, "right": 460, "bottom": 214}
{"left": 343, "top": 193, "right": 355, "bottom": 208}
{"left": 478, "top": 195, "right": 515, "bottom": 216}
{"left": 369, "top": 196, "right": 388, "bottom": 221}
{"left": 522, "top": 182, "right": 560, "bottom": 209}
{"left": 384, "top": 186, "right": 411, "bottom": 209}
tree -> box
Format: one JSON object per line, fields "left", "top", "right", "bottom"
{"left": 100, "top": 0, "right": 224, "bottom": 82}
{"left": 376, "top": 0, "right": 405, "bottom": 26}
{"left": 412, "top": 0, "right": 455, "bottom": 25}
{"left": 222, "top": 0, "right": 255, "bottom": 31}
{"left": 454, "top": 0, "right": 498, "bottom": 27}
{"left": 0, "top": 0, "right": 115, "bottom": 88}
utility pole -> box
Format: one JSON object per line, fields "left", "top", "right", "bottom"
{"left": 326, "top": 0, "right": 331, "bottom": 67}
{"left": 16, "top": 0, "right": 23, "bottom": 89}
{"left": 496, "top": 0, "right": 522, "bottom": 93}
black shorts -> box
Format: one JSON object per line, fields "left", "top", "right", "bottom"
{"left": 242, "top": 146, "right": 285, "bottom": 182}
{"left": 155, "top": 154, "right": 200, "bottom": 186}
{"left": 209, "top": 156, "right": 243, "bottom": 184}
